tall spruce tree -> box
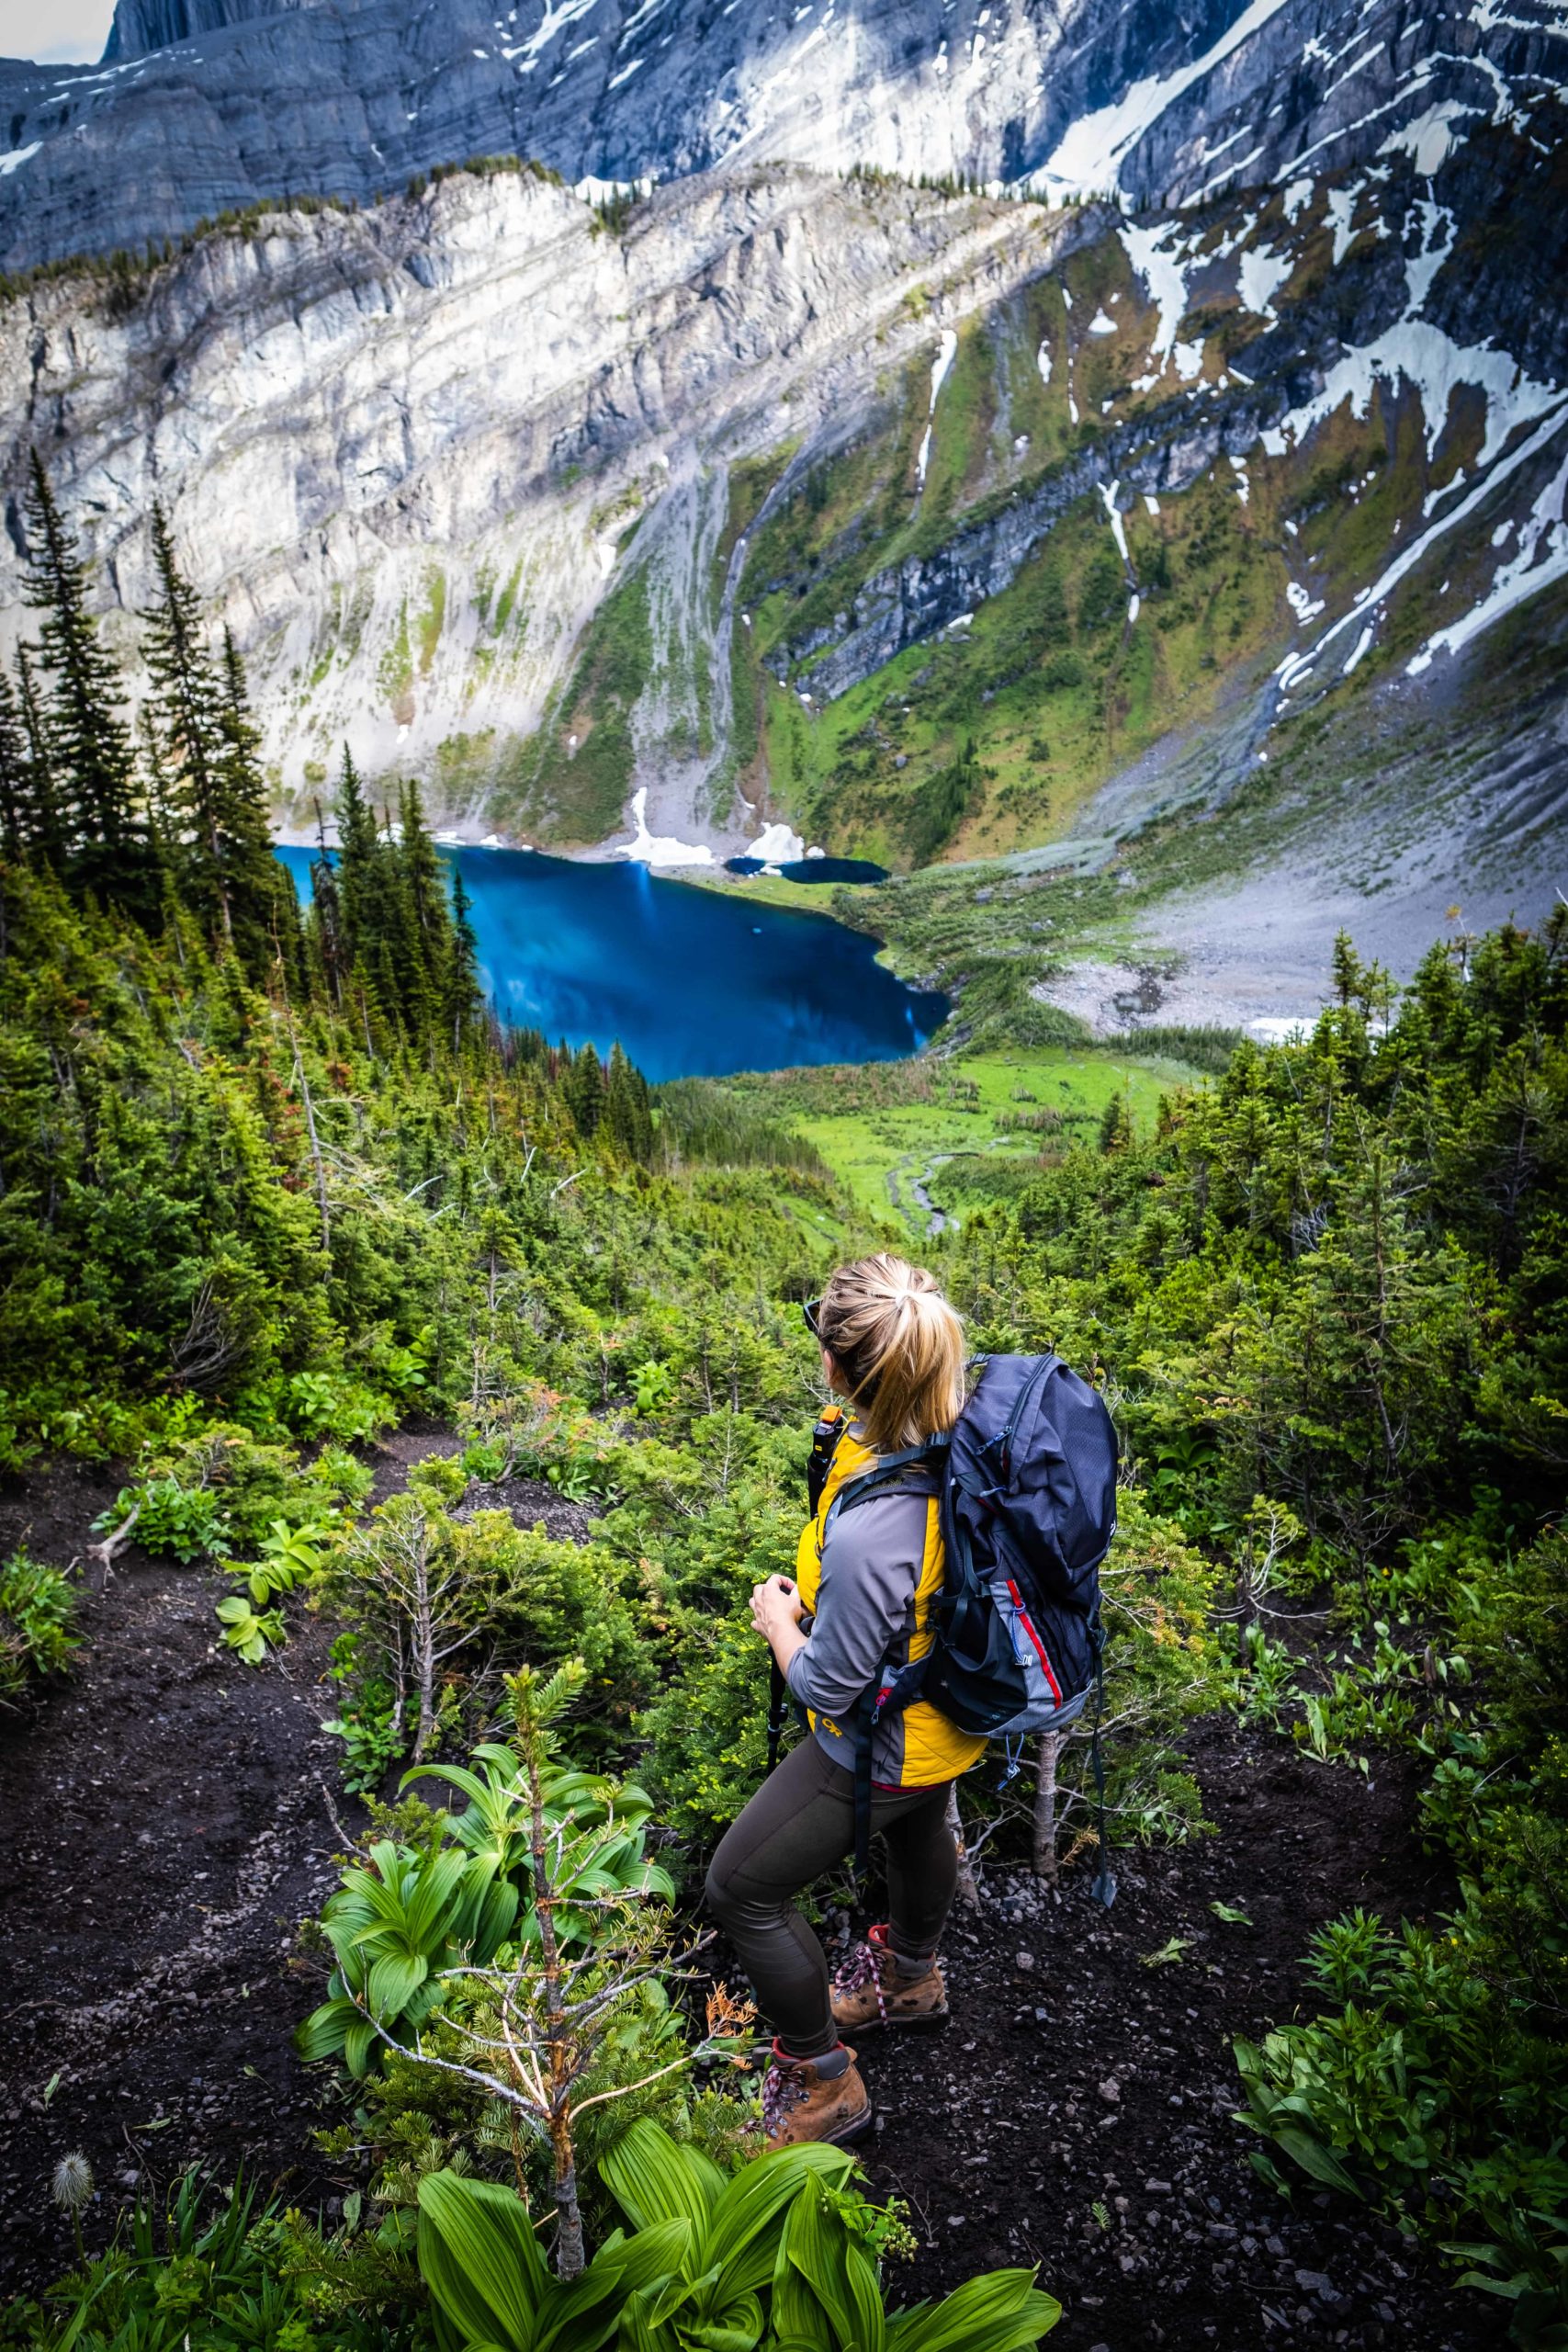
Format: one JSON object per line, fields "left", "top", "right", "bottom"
{"left": 0, "top": 668, "right": 33, "bottom": 861}
{"left": 22, "top": 451, "right": 151, "bottom": 914}
{"left": 215, "top": 626, "right": 284, "bottom": 971}
{"left": 13, "top": 646, "right": 67, "bottom": 872}
{"left": 604, "top": 1041, "right": 652, "bottom": 1161}
{"left": 446, "top": 864, "right": 481, "bottom": 1048}
{"left": 396, "top": 779, "right": 450, "bottom": 1039}
{"left": 307, "top": 797, "right": 346, "bottom": 1008}
{"left": 330, "top": 749, "right": 410, "bottom": 1034}
{"left": 332, "top": 745, "right": 382, "bottom": 964}
{"left": 142, "top": 502, "right": 231, "bottom": 938}
{"left": 562, "top": 1041, "right": 604, "bottom": 1137}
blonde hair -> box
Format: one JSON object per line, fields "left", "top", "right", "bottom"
{"left": 817, "top": 1254, "right": 966, "bottom": 1454}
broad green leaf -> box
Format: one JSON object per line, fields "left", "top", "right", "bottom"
{"left": 779, "top": 2174, "right": 861, "bottom": 2347}
{"left": 343, "top": 2015, "right": 378, "bottom": 2077}
{"left": 402, "top": 1760, "right": 492, "bottom": 1807}
{"left": 887, "top": 2269, "right": 1061, "bottom": 2352}
{"left": 1268, "top": 2127, "right": 1362, "bottom": 2197}
{"left": 418, "top": 2171, "right": 548, "bottom": 2350}
{"left": 367, "top": 1950, "right": 429, "bottom": 2016}
{"left": 536, "top": 2219, "right": 692, "bottom": 2352}
{"left": 771, "top": 2259, "right": 821, "bottom": 2347}
{"left": 602, "top": 2120, "right": 722, "bottom": 2245}
{"left": 685, "top": 2298, "right": 763, "bottom": 2352}
{"left": 844, "top": 2239, "right": 888, "bottom": 2352}
{"left": 295, "top": 1996, "right": 354, "bottom": 2061}
{"left": 704, "top": 2143, "right": 855, "bottom": 2295}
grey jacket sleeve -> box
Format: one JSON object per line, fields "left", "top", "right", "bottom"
{"left": 785, "top": 1489, "right": 928, "bottom": 1722}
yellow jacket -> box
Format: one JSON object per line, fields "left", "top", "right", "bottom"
{"left": 789, "top": 1419, "right": 987, "bottom": 1788}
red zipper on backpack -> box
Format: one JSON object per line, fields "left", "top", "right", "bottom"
{"left": 1006, "top": 1578, "right": 1062, "bottom": 1702}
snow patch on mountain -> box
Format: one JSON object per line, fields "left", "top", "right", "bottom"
{"left": 1408, "top": 429, "right": 1568, "bottom": 674}
{"left": 1035, "top": 0, "right": 1295, "bottom": 194}
{"left": 615, "top": 785, "right": 716, "bottom": 865}
{"left": 917, "top": 328, "right": 958, "bottom": 491}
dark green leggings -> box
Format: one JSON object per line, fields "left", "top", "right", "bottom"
{"left": 704, "top": 1736, "right": 958, "bottom": 2058}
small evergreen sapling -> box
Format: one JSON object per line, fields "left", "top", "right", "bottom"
{"left": 330, "top": 1661, "right": 751, "bottom": 2279}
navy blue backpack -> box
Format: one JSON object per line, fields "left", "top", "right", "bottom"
{"left": 795, "top": 1352, "right": 1120, "bottom": 1904}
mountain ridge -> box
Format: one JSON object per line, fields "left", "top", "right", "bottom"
{"left": 3, "top": 0, "right": 1563, "bottom": 270}
{"left": 0, "top": 0, "right": 1561, "bottom": 986}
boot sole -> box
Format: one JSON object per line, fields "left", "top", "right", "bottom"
{"left": 823, "top": 2102, "right": 875, "bottom": 2146}
{"left": 831, "top": 2007, "right": 950, "bottom": 2037}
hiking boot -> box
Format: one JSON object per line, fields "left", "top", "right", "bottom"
{"left": 761, "top": 2042, "right": 872, "bottom": 2150}
{"left": 829, "top": 1924, "right": 949, "bottom": 2036}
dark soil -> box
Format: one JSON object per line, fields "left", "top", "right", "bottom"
{"left": 0, "top": 1436, "right": 589, "bottom": 2300}
{"left": 0, "top": 1443, "right": 1506, "bottom": 2345}
{"left": 852, "top": 1718, "right": 1503, "bottom": 2350}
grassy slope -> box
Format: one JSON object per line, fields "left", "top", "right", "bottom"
{"left": 728, "top": 160, "right": 1564, "bottom": 904}
{"left": 723, "top": 1042, "right": 1198, "bottom": 1233}
{"left": 733, "top": 214, "right": 1315, "bottom": 866}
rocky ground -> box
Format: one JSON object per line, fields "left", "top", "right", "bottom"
{"left": 847, "top": 1717, "right": 1497, "bottom": 2349}
{"left": 0, "top": 1443, "right": 1505, "bottom": 2346}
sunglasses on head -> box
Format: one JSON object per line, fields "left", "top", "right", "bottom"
{"left": 802, "top": 1296, "right": 823, "bottom": 1339}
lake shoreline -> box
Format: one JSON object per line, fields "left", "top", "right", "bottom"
{"left": 275, "top": 842, "right": 948, "bottom": 1083}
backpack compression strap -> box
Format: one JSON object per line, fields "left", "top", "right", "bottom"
{"left": 765, "top": 1657, "right": 791, "bottom": 1773}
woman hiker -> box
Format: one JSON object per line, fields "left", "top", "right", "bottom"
{"left": 705, "top": 1253, "right": 986, "bottom": 2150}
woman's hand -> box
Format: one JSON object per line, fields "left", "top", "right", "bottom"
{"left": 750, "top": 1574, "right": 804, "bottom": 1640}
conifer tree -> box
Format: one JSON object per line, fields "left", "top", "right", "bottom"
{"left": 605, "top": 1041, "right": 652, "bottom": 1161}
{"left": 215, "top": 625, "right": 285, "bottom": 971}
{"left": 396, "top": 778, "right": 446, "bottom": 1037}
{"left": 332, "top": 745, "right": 383, "bottom": 966}
{"left": 12, "top": 646, "right": 67, "bottom": 871}
{"left": 446, "top": 864, "right": 481, "bottom": 1048}
{"left": 562, "top": 1041, "right": 604, "bottom": 1137}
{"left": 308, "top": 797, "right": 346, "bottom": 1008}
{"left": 23, "top": 451, "right": 151, "bottom": 914}
{"left": 0, "top": 668, "right": 33, "bottom": 860}
{"left": 143, "top": 500, "right": 231, "bottom": 936}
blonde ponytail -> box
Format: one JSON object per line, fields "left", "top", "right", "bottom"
{"left": 816, "top": 1254, "right": 966, "bottom": 1453}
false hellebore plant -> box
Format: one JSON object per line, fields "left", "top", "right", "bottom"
{"left": 417, "top": 2117, "right": 1061, "bottom": 2349}
{"left": 299, "top": 1660, "right": 734, "bottom": 2277}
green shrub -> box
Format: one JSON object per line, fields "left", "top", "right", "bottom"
{"left": 298, "top": 1742, "right": 672, "bottom": 2075}
{"left": 0, "top": 1548, "right": 80, "bottom": 1700}
{"left": 3, "top": 2171, "right": 422, "bottom": 2351}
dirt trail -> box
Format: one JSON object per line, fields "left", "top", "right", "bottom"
{"left": 0, "top": 1450, "right": 1505, "bottom": 2344}
{"left": 851, "top": 1716, "right": 1500, "bottom": 2350}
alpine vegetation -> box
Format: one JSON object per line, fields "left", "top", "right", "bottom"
{"left": 0, "top": 2, "right": 1564, "bottom": 2346}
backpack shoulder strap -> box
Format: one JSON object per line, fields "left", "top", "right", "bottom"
{"left": 828, "top": 1435, "right": 951, "bottom": 1882}
{"left": 823, "top": 1436, "right": 949, "bottom": 1535}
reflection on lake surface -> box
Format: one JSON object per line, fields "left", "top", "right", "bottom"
{"left": 276, "top": 843, "right": 947, "bottom": 1083}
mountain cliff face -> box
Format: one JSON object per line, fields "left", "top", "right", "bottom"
{"left": 0, "top": 0, "right": 1562, "bottom": 904}
{"left": 4, "top": 0, "right": 1563, "bottom": 268}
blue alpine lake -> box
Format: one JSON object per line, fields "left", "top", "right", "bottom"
{"left": 276, "top": 843, "right": 947, "bottom": 1083}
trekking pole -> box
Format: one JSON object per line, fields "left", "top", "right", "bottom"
{"left": 765, "top": 1657, "right": 788, "bottom": 1772}
{"left": 1087, "top": 1615, "right": 1117, "bottom": 1910}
